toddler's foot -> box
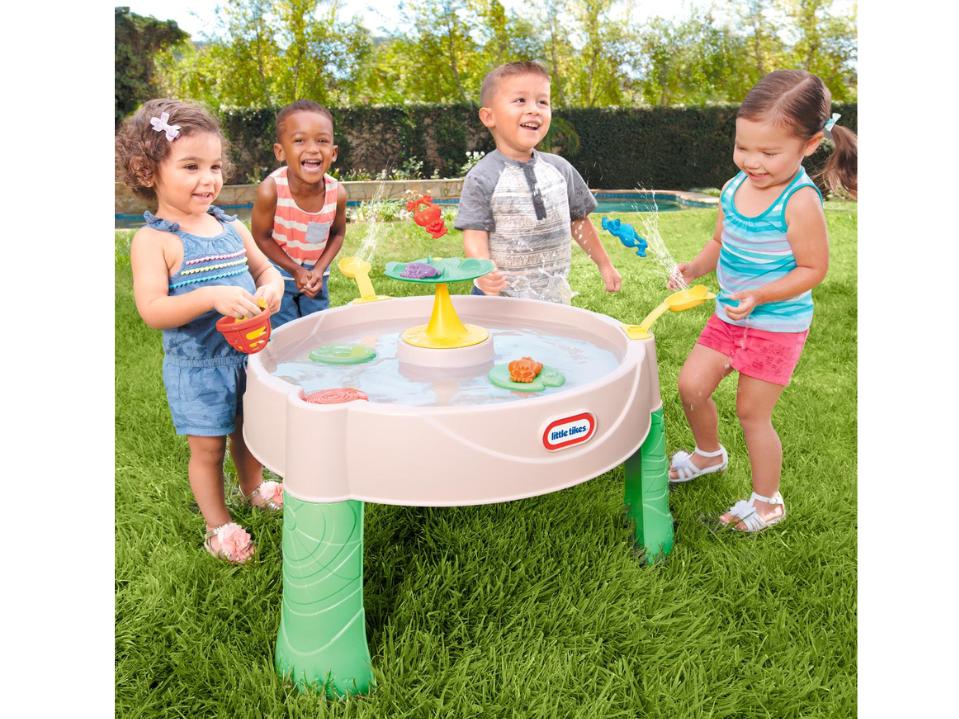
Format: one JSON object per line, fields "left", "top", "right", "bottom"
{"left": 204, "top": 522, "right": 255, "bottom": 563}
{"left": 719, "top": 492, "right": 786, "bottom": 532}
{"left": 669, "top": 445, "right": 728, "bottom": 483}
{"left": 245, "top": 480, "right": 284, "bottom": 511}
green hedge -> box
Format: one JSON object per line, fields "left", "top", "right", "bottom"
{"left": 220, "top": 103, "right": 857, "bottom": 191}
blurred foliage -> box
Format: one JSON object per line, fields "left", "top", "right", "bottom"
{"left": 216, "top": 102, "right": 855, "bottom": 192}
{"left": 115, "top": 7, "right": 188, "bottom": 127}
{"left": 118, "top": 0, "right": 857, "bottom": 189}
{"left": 141, "top": 0, "right": 856, "bottom": 113}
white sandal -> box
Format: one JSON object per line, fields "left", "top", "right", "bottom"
{"left": 720, "top": 491, "right": 786, "bottom": 532}
{"left": 669, "top": 445, "right": 728, "bottom": 484}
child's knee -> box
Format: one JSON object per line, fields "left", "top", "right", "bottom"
{"left": 735, "top": 398, "right": 770, "bottom": 427}
{"left": 677, "top": 373, "right": 710, "bottom": 406}
{"left": 189, "top": 437, "right": 227, "bottom": 465}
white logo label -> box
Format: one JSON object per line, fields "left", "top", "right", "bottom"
{"left": 542, "top": 413, "right": 596, "bottom": 451}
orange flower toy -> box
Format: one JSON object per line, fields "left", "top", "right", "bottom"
{"left": 406, "top": 195, "right": 448, "bottom": 239}
{"left": 215, "top": 298, "right": 272, "bottom": 354}
{"left": 508, "top": 356, "right": 544, "bottom": 383}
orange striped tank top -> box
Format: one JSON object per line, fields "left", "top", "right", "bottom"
{"left": 270, "top": 166, "right": 338, "bottom": 272}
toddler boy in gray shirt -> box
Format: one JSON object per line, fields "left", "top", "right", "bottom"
{"left": 455, "top": 61, "right": 621, "bottom": 304}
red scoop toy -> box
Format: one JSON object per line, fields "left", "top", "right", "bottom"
{"left": 406, "top": 195, "right": 448, "bottom": 239}
{"left": 216, "top": 301, "right": 272, "bottom": 354}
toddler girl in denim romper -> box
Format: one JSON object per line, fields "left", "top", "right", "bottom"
{"left": 117, "top": 99, "right": 286, "bottom": 563}
{"left": 149, "top": 207, "right": 256, "bottom": 434}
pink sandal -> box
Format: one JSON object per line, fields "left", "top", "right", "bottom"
{"left": 245, "top": 480, "right": 284, "bottom": 511}
{"left": 204, "top": 522, "right": 255, "bottom": 563}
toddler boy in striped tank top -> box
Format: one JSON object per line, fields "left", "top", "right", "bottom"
{"left": 252, "top": 101, "right": 348, "bottom": 328}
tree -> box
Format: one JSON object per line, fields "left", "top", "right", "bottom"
{"left": 623, "top": 0, "right": 856, "bottom": 106}
{"left": 537, "top": 0, "right": 575, "bottom": 107}
{"left": 780, "top": 0, "right": 857, "bottom": 100}
{"left": 735, "top": 0, "right": 788, "bottom": 83}
{"left": 153, "top": 0, "right": 372, "bottom": 109}
{"left": 115, "top": 7, "right": 188, "bottom": 126}
{"left": 564, "top": 0, "right": 628, "bottom": 107}
{"left": 630, "top": 14, "right": 748, "bottom": 106}
{"left": 472, "top": 0, "right": 542, "bottom": 72}
{"left": 390, "top": 0, "right": 482, "bottom": 103}
{"left": 149, "top": 0, "right": 857, "bottom": 109}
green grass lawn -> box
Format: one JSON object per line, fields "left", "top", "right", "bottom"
{"left": 115, "top": 203, "right": 857, "bottom": 718}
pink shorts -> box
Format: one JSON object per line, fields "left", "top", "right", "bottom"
{"left": 697, "top": 314, "right": 809, "bottom": 386}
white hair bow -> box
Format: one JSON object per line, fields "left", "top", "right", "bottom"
{"left": 150, "top": 112, "right": 181, "bottom": 141}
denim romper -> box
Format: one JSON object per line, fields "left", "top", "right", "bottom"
{"left": 145, "top": 206, "right": 257, "bottom": 436}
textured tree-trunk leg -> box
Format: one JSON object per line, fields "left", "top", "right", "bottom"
{"left": 275, "top": 495, "right": 373, "bottom": 696}
{"left": 624, "top": 408, "right": 674, "bottom": 564}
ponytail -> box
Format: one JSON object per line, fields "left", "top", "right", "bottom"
{"left": 818, "top": 123, "right": 857, "bottom": 199}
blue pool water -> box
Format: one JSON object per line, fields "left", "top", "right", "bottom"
{"left": 115, "top": 192, "right": 711, "bottom": 229}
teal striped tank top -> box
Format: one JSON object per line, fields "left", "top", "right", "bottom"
{"left": 716, "top": 167, "right": 823, "bottom": 333}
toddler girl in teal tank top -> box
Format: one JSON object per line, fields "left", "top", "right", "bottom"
{"left": 664, "top": 70, "right": 857, "bottom": 534}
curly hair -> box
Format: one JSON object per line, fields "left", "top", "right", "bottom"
{"left": 115, "top": 99, "right": 234, "bottom": 200}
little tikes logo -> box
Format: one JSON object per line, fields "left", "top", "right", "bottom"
{"left": 542, "top": 412, "right": 596, "bottom": 451}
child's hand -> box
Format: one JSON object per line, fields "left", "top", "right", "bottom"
{"left": 725, "top": 291, "right": 761, "bottom": 320}
{"left": 254, "top": 284, "right": 281, "bottom": 314}
{"left": 210, "top": 286, "right": 262, "bottom": 318}
{"left": 669, "top": 263, "right": 696, "bottom": 289}
{"left": 302, "top": 267, "right": 326, "bottom": 297}
{"left": 600, "top": 264, "right": 622, "bottom": 293}
{"left": 475, "top": 269, "right": 507, "bottom": 295}
{"left": 293, "top": 267, "right": 313, "bottom": 291}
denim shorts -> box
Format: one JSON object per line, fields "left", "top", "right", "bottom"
{"left": 162, "top": 357, "right": 247, "bottom": 436}
{"left": 272, "top": 272, "right": 330, "bottom": 328}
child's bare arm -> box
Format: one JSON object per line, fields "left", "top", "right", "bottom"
{"left": 251, "top": 178, "right": 309, "bottom": 289}
{"left": 304, "top": 184, "right": 348, "bottom": 296}
{"left": 692, "top": 210, "right": 725, "bottom": 276}
{"left": 232, "top": 220, "right": 285, "bottom": 313}
{"left": 571, "top": 217, "right": 621, "bottom": 292}
{"left": 463, "top": 228, "right": 506, "bottom": 294}
{"left": 131, "top": 228, "right": 261, "bottom": 328}
{"left": 725, "top": 188, "right": 828, "bottom": 320}
{"left": 671, "top": 204, "right": 724, "bottom": 288}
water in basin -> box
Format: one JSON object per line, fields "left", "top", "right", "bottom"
{"left": 272, "top": 321, "right": 621, "bottom": 407}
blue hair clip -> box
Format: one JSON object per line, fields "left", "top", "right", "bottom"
{"left": 823, "top": 113, "right": 841, "bottom": 136}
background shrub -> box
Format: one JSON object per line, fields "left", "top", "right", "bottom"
{"left": 220, "top": 103, "right": 857, "bottom": 192}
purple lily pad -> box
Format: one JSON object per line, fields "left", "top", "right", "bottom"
{"left": 400, "top": 262, "right": 440, "bottom": 279}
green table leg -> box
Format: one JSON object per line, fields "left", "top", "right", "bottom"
{"left": 275, "top": 495, "right": 373, "bottom": 696}
{"left": 624, "top": 408, "right": 674, "bottom": 564}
